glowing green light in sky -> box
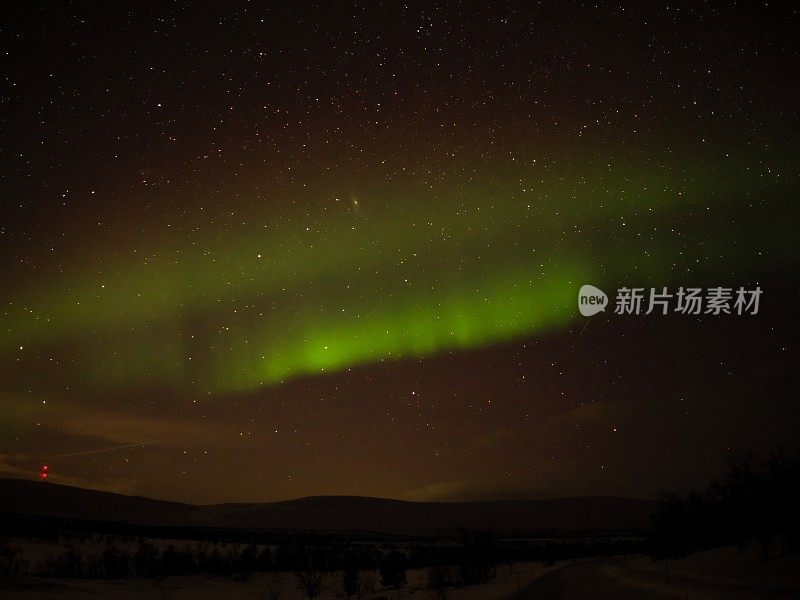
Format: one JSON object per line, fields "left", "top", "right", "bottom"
{"left": 2, "top": 152, "right": 796, "bottom": 394}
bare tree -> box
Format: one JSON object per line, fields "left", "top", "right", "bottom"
{"left": 355, "top": 570, "right": 376, "bottom": 600}
{"left": 264, "top": 572, "right": 282, "bottom": 600}
{"left": 296, "top": 568, "right": 327, "bottom": 600}
{"left": 426, "top": 565, "right": 454, "bottom": 600}
{"left": 343, "top": 566, "right": 376, "bottom": 600}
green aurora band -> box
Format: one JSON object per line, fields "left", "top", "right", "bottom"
{"left": 3, "top": 152, "right": 797, "bottom": 394}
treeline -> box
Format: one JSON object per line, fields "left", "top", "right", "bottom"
{"left": 651, "top": 448, "right": 800, "bottom": 560}
{"left": 40, "top": 540, "right": 270, "bottom": 579}
{"left": 3, "top": 531, "right": 645, "bottom": 582}
{"left": 37, "top": 540, "right": 350, "bottom": 579}
{"left": 0, "top": 539, "right": 26, "bottom": 575}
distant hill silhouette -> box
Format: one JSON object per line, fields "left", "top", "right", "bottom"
{"left": 0, "top": 478, "right": 654, "bottom": 535}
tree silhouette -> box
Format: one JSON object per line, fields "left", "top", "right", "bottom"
{"left": 651, "top": 448, "right": 800, "bottom": 560}
{"left": 296, "top": 567, "right": 327, "bottom": 600}
{"left": 342, "top": 558, "right": 359, "bottom": 599}
{"left": 379, "top": 550, "right": 408, "bottom": 588}
{"left": 427, "top": 564, "right": 454, "bottom": 599}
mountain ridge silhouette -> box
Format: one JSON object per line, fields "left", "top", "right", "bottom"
{"left": 0, "top": 477, "right": 654, "bottom": 535}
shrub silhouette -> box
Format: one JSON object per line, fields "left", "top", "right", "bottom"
{"left": 379, "top": 550, "right": 408, "bottom": 588}
{"left": 426, "top": 564, "right": 454, "bottom": 599}
{"left": 342, "top": 556, "right": 359, "bottom": 599}
{"left": 296, "top": 567, "right": 327, "bottom": 599}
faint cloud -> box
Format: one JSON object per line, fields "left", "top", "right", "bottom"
{"left": 402, "top": 480, "right": 545, "bottom": 502}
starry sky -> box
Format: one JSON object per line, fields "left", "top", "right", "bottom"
{"left": 1, "top": 2, "right": 799, "bottom": 503}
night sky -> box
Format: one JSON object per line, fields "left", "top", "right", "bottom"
{"left": 1, "top": 2, "right": 799, "bottom": 504}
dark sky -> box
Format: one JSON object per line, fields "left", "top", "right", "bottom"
{"left": 1, "top": 2, "right": 798, "bottom": 503}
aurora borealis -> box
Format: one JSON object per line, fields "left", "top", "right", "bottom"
{"left": 2, "top": 2, "right": 799, "bottom": 503}
{"left": 5, "top": 154, "right": 795, "bottom": 392}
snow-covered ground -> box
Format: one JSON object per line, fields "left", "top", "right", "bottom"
{"left": 0, "top": 561, "right": 553, "bottom": 599}
{"left": 511, "top": 547, "right": 800, "bottom": 599}
{"left": 4, "top": 544, "right": 799, "bottom": 599}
